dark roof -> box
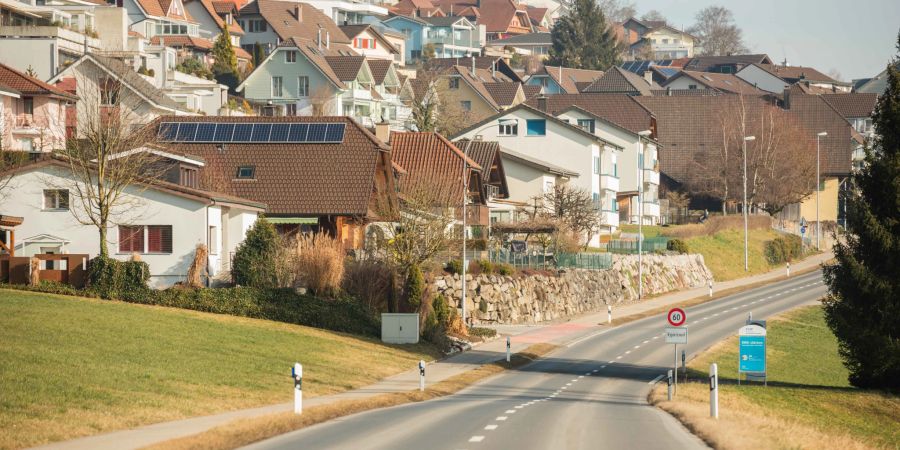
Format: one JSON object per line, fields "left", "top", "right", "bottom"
{"left": 151, "top": 116, "right": 392, "bottom": 216}
{"left": 535, "top": 66, "right": 605, "bottom": 94}
{"left": 0, "top": 63, "right": 77, "bottom": 100}
{"left": 426, "top": 56, "right": 523, "bottom": 82}
{"left": 820, "top": 93, "right": 877, "bottom": 118}
{"left": 454, "top": 138, "right": 507, "bottom": 196}
{"left": 483, "top": 82, "right": 522, "bottom": 107}
{"left": 498, "top": 147, "right": 579, "bottom": 177}
{"left": 582, "top": 67, "right": 660, "bottom": 95}
{"left": 784, "top": 94, "right": 855, "bottom": 175}
{"left": 522, "top": 84, "right": 542, "bottom": 99}
{"left": 323, "top": 55, "right": 366, "bottom": 81}
{"left": 525, "top": 93, "right": 654, "bottom": 134}
{"left": 487, "top": 31, "right": 551, "bottom": 46}
{"left": 245, "top": 0, "right": 350, "bottom": 44}
{"left": 683, "top": 54, "right": 772, "bottom": 72}
{"left": 664, "top": 71, "right": 766, "bottom": 95}
{"left": 755, "top": 64, "right": 839, "bottom": 84}
{"left": 366, "top": 59, "right": 394, "bottom": 85}
{"left": 389, "top": 131, "right": 482, "bottom": 204}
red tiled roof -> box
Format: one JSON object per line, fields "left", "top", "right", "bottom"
{"left": 389, "top": 131, "right": 482, "bottom": 204}
{"left": 234, "top": 46, "right": 252, "bottom": 60}
{"left": 153, "top": 116, "right": 392, "bottom": 216}
{"left": 0, "top": 63, "right": 77, "bottom": 100}
{"left": 211, "top": 0, "right": 236, "bottom": 14}
{"left": 136, "top": 0, "right": 197, "bottom": 22}
{"left": 432, "top": 0, "right": 531, "bottom": 33}
{"left": 193, "top": 0, "right": 243, "bottom": 35}
{"left": 246, "top": 0, "right": 350, "bottom": 44}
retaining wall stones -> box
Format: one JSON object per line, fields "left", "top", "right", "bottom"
{"left": 433, "top": 254, "right": 712, "bottom": 325}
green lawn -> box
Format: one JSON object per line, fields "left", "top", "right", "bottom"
{"left": 0, "top": 289, "right": 438, "bottom": 449}
{"left": 619, "top": 224, "right": 663, "bottom": 238}
{"left": 684, "top": 228, "right": 784, "bottom": 281}
{"left": 684, "top": 306, "right": 900, "bottom": 449}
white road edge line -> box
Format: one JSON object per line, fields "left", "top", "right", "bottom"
{"left": 566, "top": 328, "right": 614, "bottom": 347}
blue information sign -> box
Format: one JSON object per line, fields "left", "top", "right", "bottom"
{"left": 738, "top": 323, "right": 767, "bottom": 375}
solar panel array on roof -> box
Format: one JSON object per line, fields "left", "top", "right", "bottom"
{"left": 620, "top": 60, "right": 674, "bottom": 74}
{"left": 655, "top": 67, "right": 681, "bottom": 78}
{"left": 156, "top": 122, "right": 346, "bottom": 143}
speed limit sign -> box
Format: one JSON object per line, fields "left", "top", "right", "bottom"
{"left": 667, "top": 308, "right": 686, "bottom": 327}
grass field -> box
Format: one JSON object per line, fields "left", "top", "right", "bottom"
{"left": 0, "top": 289, "right": 439, "bottom": 449}
{"left": 684, "top": 228, "right": 784, "bottom": 281}
{"left": 652, "top": 306, "right": 900, "bottom": 450}
{"left": 619, "top": 224, "right": 663, "bottom": 238}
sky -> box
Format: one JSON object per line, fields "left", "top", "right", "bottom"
{"left": 633, "top": 0, "right": 900, "bottom": 81}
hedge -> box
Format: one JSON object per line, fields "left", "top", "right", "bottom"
{"left": 666, "top": 239, "right": 689, "bottom": 254}
{"left": 764, "top": 234, "right": 803, "bottom": 264}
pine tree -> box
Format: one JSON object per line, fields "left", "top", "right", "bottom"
{"left": 823, "top": 30, "right": 900, "bottom": 389}
{"left": 546, "top": 0, "right": 622, "bottom": 71}
{"left": 231, "top": 217, "right": 279, "bottom": 289}
{"left": 212, "top": 25, "right": 240, "bottom": 91}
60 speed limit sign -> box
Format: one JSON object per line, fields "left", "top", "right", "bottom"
{"left": 667, "top": 308, "right": 686, "bottom": 327}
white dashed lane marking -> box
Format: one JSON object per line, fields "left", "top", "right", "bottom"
{"left": 496, "top": 416, "right": 507, "bottom": 421}
{"left": 505, "top": 410, "right": 516, "bottom": 414}
{"left": 469, "top": 436, "right": 485, "bottom": 443}
{"left": 485, "top": 425, "right": 498, "bottom": 431}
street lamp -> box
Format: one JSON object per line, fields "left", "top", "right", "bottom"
{"left": 460, "top": 119, "right": 515, "bottom": 326}
{"left": 742, "top": 135, "right": 756, "bottom": 272}
{"left": 636, "top": 130, "right": 652, "bottom": 300}
{"left": 816, "top": 131, "right": 827, "bottom": 251}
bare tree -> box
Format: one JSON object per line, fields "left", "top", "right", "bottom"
{"left": 689, "top": 95, "right": 744, "bottom": 213}
{"left": 640, "top": 10, "right": 667, "bottom": 23}
{"left": 377, "top": 179, "right": 458, "bottom": 271}
{"left": 409, "top": 65, "right": 473, "bottom": 136}
{"left": 308, "top": 85, "right": 338, "bottom": 117}
{"left": 54, "top": 63, "right": 166, "bottom": 257}
{"left": 594, "top": 0, "right": 636, "bottom": 23}
{"left": 541, "top": 184, "right": 602, "bottom": 249}
{"left": 688, "top": 6, "right": 748, "bottom": 56}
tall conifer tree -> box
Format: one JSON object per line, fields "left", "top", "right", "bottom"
{"left": 547, "top": 0, "right": 622, "bottom": 70}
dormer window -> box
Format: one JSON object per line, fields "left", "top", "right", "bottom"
{"left": 236, "top": 166, "right": 255, "bottom": 179}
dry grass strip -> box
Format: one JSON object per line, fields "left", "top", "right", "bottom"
{"left": 650, "top": 382, "right": 879, "bottom": 450}
{"left": 144, "top": 343, "right": 558, "bottom": 450}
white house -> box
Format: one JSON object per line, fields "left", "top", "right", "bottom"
{"left": 1, "top": 155, "right": 264, "bottom": 287}
{"left": 490, "top": 147, "right": 579, "bottom": 224}
{"left": 452, "top": 104, "right": 623, "bottom": 244}
{"left": 736, "top": 63, "right": 851, "bottom": 94}
{"left": 554, "top": 106, "right": 660, "bottom": 225}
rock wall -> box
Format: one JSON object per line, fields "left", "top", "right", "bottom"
{"left": 433, "top": 254, "right": 712, "bottom": 325}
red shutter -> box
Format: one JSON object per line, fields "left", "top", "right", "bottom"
{"left": 147, "top": 225, "right": 172, "bottom": 253}
{"left": 372, "top": 39, "right": 376, "bottom": 49}
{"left": 119, "top": 225, "right": 144, "bottom": 253}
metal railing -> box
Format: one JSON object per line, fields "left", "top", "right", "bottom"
{"left": 489, "top": 250, "right": 612, "bottom": 270}
{"left": 607, "top": 237, "right": 670, "bottom": 254}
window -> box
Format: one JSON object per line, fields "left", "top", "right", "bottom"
{"left": 285, "top": 50, "right": 297, "bottom": 63}
{"left": 18, "top": 138, "right": 34, "bottom": 152}
{"left": 460, "top": 100, "right": 471, "bottom": 111}
{"left": 23, "top": 97, "right": 34, "bottom": 115}
{"left": 662, "top": 38, "right": 669, "bottom": 44}
{"left": 236, "top": 166, "right": 255, "bottom": 179}
{"left": 147, "top": 225, "right": 173, "bottom": 253}
{"left": 498, "top": 121, "right": 518, "bottom": 136}
{"left": 43, "top": 189, "right": 69, "bottom": 210}
{"left": 688, "top": 84, "right": 697, "bottom": 90}
{"left": 613, "top": 162, "right": 617, "bottom": 177}
{"left": 118, "top": 226, "right": 144, "bottom": 253}
{"left": 179, "top": 166, "right": 198, "bottom": 188}
{"left": 285, "top": 103, "right": 297, "bottom": 116}
{"left": 593, "top": 156, "right": 600, "bottom": 175}
{"left": 248, "top": 19, "right": 267, "bottom": 32}
{"left": 448, "top": 77, "right": 460, "bottom": 89}
{"left": 592, "top": 192, "right": 600, "bottom": 208}
{"left": 526, "top": 119, "right": 546, "bottom": 136}
{"left": 298, "top": 76, "right": 309, "bottom": 96}
{"left": 272, "top": 76, "right": 283, "bottom": 97}
{"left": 208, "top": 226, "right": 218, "bottom": 254}
{"left": 577, "top": 119, "right": 595, "bottom": 133}
{"left": 538, "top": 77, "right": 549, "bottom": 87}
{"left": 410, "top": 49, "right": 422, "bottom": 60}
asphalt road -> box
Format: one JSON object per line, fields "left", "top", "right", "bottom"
{"left": 245, "top": 270, "right": 827, "bottom": 450}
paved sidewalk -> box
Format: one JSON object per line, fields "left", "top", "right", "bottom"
{"left": 34, "top": 252, "right": 831, "bottom": 450}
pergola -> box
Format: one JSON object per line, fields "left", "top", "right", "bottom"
{"left": 0, "top": 215, "right": 23, "bottom": 256}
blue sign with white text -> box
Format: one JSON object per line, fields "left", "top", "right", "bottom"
{"left": 739, "top": 335, "right": 766, "bottom": 373}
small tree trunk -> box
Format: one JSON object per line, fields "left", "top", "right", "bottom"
{"left": 722, "top": 200, "right": 727, "bottom": 216}
{"left": 99, "top": 226, "right": 108, "bottom": 258}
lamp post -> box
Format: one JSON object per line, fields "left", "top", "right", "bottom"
{"left": 742, "top": 135, "right": 756, "bottom": 272}
{"left": 460, "top": 120, "right": 515, "bottom": 326}
{"left": 816, "top": 132, "right": 827, "bottom": 250}
{"left": 636, "top": 130, "right": 652, "bottom": 299}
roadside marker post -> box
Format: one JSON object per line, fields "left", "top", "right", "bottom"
{"left": 418, "top": 360, "right": 425, "bottom": 391}
{"left": 710, "top": 363, "right": 718, "bottom": 418}
{"left": 292, "top": 362, "right": 303, "bottom": 415}
{"left": 787, "top": 262, "right": 791, "bottom": 277}
{"left": 708, "top": 279, "right": 713, "bottom": 297}
{"left": 506, "top": 337, "right": 511, "bottom": 363}
{"left": 607, "top": 304, "right": 612, "bottom": 324}
{"left": 682, "top": 349, "right": 686, "bottom": 380}
{"left": 667, "top": 369, "right": 673, "bottom": 401}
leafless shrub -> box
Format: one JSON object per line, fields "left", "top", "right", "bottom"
{"left": 343, "top": 260, "right": 395, "bottom": 313}
{"left": 293, "top": 231, "right": 345, "bottom": 296}
{"left": 185, "top": 244, "right": 208, "bottom": 288}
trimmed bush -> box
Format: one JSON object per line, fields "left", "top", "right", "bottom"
{"left": 467, "top": 326, "right": 497, "bottom": 338}
{"left": 765, "top": 234, "right": 804, "bottom": 264}
{"left": 232, "top": 218, "right": 279, "bottom": 289}
{"left": 405, "top": 264, "right": 425, "bottom": 309}
{"left": 87, "top": 256, "right": 149, "bottom": 299}
{"left": 445, "top": 260, "right": 463, "bottom": 275}
{"left": 496, "top": 263, "right": 515, "bottom": 276}
{"left": 477, "top": 259, "right": 495, "bottom": 275}
{"left": 667, "top": 239, "right": 689, "bottom": 254}
{"left": 478, "top": 298, "right": 488, "bottom": 314}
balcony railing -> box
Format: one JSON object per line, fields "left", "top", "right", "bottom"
{"left": 642, "top": 201, "right": 660, "bottom": 218}
{"left": 642, "top": 169, "right": 660, "bottom": 186}
{"left": 424, "top": 34, "right": 481, "bottom": 49}
{"left": 600, "top": 174, "right": 620, "bottom": 192}
{"left": 0, "top": 25, "right": 100, "bottom": 50}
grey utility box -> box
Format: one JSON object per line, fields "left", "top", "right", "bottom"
{"left": 381, "top": 313, "right": 420, "bottom": 344}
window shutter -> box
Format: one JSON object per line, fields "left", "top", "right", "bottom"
{"left": 148, "top": 225, "right": 173, "bottom": 253}
{"left": 119, "top": 226, "right": 144, "bottom": 253}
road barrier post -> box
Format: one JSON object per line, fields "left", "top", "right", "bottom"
{"left": 506, "top": 336, "right": 511, "bottom": 363}
{"left": 419, "top": 360, "right": 425, "bottom": 391}
{"left": 673, "top": 344, "right": 678, "bottom": 394}
{"left": 787, "top": 262, "right": 791, "bottom": 277}
{"left": 292, "top": 362, "right": 303, "bottom": 414}
{"left": 710, "top": 363, "right": 718, "bottom": 418}
{"left": 682, "top": 349, "right": 686, "bottom": 380}
{"left": 708, "top": 279, "right": 713, "bottom": 297}
{"left": 667, "top": 369, "right": 673, "bottom": 401}
{"left": 607, "top": 304, "right": 612, "bottom": 324}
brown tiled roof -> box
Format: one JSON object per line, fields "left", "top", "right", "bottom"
{"left": 483, "top": 82, "right": 522, "bottom": 107}
{"left": 664, "top": 71, "right": 766, "bottom": 95}
{"left": 525, "top": 5, "right": 547, "bottom": 24}
{"left": 150, "top": 35, "right": 214, "bottom": 49}
{"left": 234, "top": 46, "right": 252, "bottom": 60}
{"left": 324, "top": 55, "right": 366, "bottom": 82}
{"left": 538, "top": 66, "right": 605, "bottom": 94}
{"left": 426, "top": 56, "right": 522, "bottom": 82}
{"left": 525, "top": 93, "right": 654, "bottom": 135}
{"left": 454, "top": 138, "right": 504, "bottom": 188}
{"left": 683, "top": 54, "right": 772, "bottom": 72}
{"left": 0, "top": 63, "right": 77, "bottom": 100}
{"left": 522, "top": 84, "right": 542, "bottom": 99}
{"left": 136, "top": 0, "right": 197, "bottom": 22}
{"left": 366, "top": 59, "right": 393, "bottom": 85}
{"left": 756, "top": 64, "right": 838, "bottom": 84}
{"left": 431, "top": 0, "right": 529, "bottom": 33}
{"left": 192, "top": 0, "right": 243, "bottom": 35}
{"left": 389, "top": 131, "right": 482, "bottom": 203}
{"left": 784, "top": 94, "right": 854, "bottom": 175}
{"left": 211, "top": 0, "right": 236, "bottom": 14}
{"left": 153, "top": 116, "right": 391, "bottom": 216}
{"left": 582, "top": 67, "right": 659, "bottom": 95}
{"left": 649, "top": 88, "right": 721, "bottom": 97}
{"left": 820, "top": 93, "right": 877, "bottom": 119}
{"left": 247, "top": 0, "right": 350, "bottom": 44}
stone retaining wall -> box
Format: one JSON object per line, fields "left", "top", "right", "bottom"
{"left": 433, "top": 254, "right": 712, "bottom": 325}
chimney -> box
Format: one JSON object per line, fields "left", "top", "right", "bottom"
{"left": 537, "top": 95, "right": 547, "bottom": 112}
{"left": 295, "top": 4, "right": 302, "bottom": 22}
{"left": 644, "top": 70, "right": 653, "bottom": 83}
{"left": 375, "top": 121, "right": 390, "bottom": 143}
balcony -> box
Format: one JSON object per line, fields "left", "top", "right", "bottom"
{"left": 600, "top": 174, "right": 620, "bottom": 192}
{"left": 0, "top": 25, "right": 100, "bottom": 54}
{"left": 600, "top": 210, "right": 620, "bottom": 228}
{"left": 642, "top": 201, "right": 660, "bottom": 218}
{"left": 642, "top": 168, "right": 660, "bottom": 186}
{"left": 424, "top": 33, "right": 481, "bottom": 50}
